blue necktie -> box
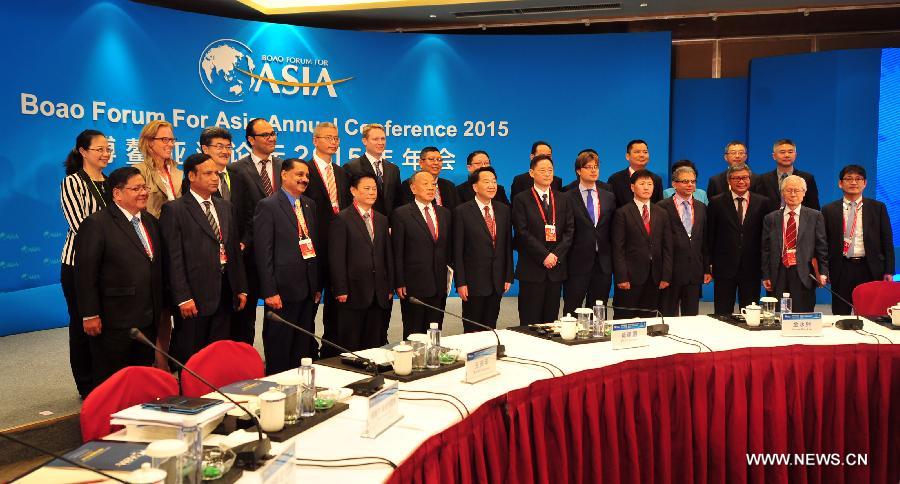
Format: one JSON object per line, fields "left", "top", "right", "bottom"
{"left": 585, "top": 189, "right": 596, "bottom": 225}
{"left": 681, "top": 200, "right": 692, "bottom": 236}
{"left": 131, "top": 216, "right": 151, "bottom": 257}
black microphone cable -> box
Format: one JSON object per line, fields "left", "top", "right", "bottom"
{"left": 399, "top": 389, "right": 470, "bottom": 416}
{"left": 663, "top": 334, "right": 702, "bottom": 352}
{"left": 398, "top": 396, "right": 464, "bottom": 420}
{"left": 498, "top": 357, "right": 557, "bottom": 377}
{"left": 667, "top": 333, "right": 713, "bottom": 352}
{"left": 501, "top": 355, "right": 565, "bottom": 376}
{"left": 293, "top": 456, "right": 398, "bottom": 469}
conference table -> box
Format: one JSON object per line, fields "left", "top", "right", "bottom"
{"left": 227, "top": 314, "right": 900, "bottom": 484}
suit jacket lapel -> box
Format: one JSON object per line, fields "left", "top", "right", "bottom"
{"left": 628, "top": 203, "right": 650, "bottom": 239}
{"left": 774, "top": 210, "right": 785, "bottom": 255}
{"left": 350, "top": 210, "right": 374, "bottom": 246}
{"left": 110, "top": 208, "right": 151, "bottom": 261}
{"left": 571, "top": 185, "right": 592, "bottom": 224}
{"left": 410, "top": 204, "right": 435, "bottom": 242}
{"left": 212, "top": 197, "right": 230, "bottom": 244}
{"left": 277, "top": 191, "right": 299, "bottom": 229}
{"left": 471, "top": 202, "right": 494, "bottom": 243}
{"left": 185, "top": 195, "right": 218, "bottom": 241}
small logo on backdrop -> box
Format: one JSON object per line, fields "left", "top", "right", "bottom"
{"left": 198, "top": 39, "right": 353, "bottom": 103}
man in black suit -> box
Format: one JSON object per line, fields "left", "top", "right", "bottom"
{"left": 706, "top": 141, "right": 759, "bottom": 199}
{"left": 822, "top": 165, "right": 894, "bottom": 315}
{"left": 343, "top": 123, "right": 402, "bottom": 218}
{"left": 75, "top": 167, "right": 163, "bottom": 387}
{"left": 762, "top": 175, "right": 829, "bottom": 312}
{"left": 707, "top": 163, "right": 773, "bottom": 314}
{"left": 611, "top": 170, "right": 673, "bottom": 318}
{"left": 330, "top": 174, "right": 394, "bottom": 351}
{"left": 254, "top": 159, "right": 321, "bottom": 374}
{"left": 658, "top": 164, "right": 710, "bottom": 317}
{"left": 457, "top": 150, "right": 510, "bottom": 206}
{"left": 400, "top": 146, "right": 460, "bottom": 212}
{"left": 607, "top": 140, "right": 664, "bottom": 208}
{"left": 392, "top": 171, "right": 452, "bottom": 339}
{"left": 509, "top": 141, "right": 562, "bottom": 202}
{"left": 756, "top": 138, "right": 820, "bottom": 210}
{"left": 228, "top": 118, "right": 283, "bottom": 344}
{"left": 512, "top": 154, "right": 574, "bottom": 324}
{"left": 454, "top": 167, "right": 514, "bottom": 332}
{"left": 200, "top": 126, "right": 237, "bottom": 202}
{"left": 304, "top": 122, "right": 352, "bottom": 357}
{"left": 160, "top": 154, "right": 247, "bottom": 363}
{"left": 562, "top": 150, "right": 616, "bottom": 315}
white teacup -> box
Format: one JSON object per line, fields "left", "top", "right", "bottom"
{"left": 392, "top": 344, "right": 414, "bottom": 376}
{"left": 258, "top": 390, "right": 286, "bottom": 433}
{"left": 888, "top": 304, "right": 900, "bottom": 327}
{"left": 741, "top": 303, "right": 761, "bottom": 327}
{"left": 559, "top": 315, "right": 577, "bottom": 340}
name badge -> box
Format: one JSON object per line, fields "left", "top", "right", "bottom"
{"left": 362, "top": 382, "right": 401, "bottom": 439}
{"left": 780, "top": 312, "right": 823, "bottom": 337}
{"left": 611, "top": 321, "right": 649, "bottom": 350}
{"left": 298, "top": 237, "right": 316, "bottom": 259}
{"left": 784, "top": 248, "right": 797, "bottom": 266}
{"left": 463, "top": 345, "right": 498, "bottom": 384}
{"left": 544, "top": 224, "right": 557, "bottom": 242}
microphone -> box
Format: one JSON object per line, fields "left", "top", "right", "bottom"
{"left": 0, "top": 431, "right": 129, "bottom": 483}
{"left": 264, "top": 311, "right": 384, "bottom": 396}
{"left": 602, "top": 302, "right": 668, "bottom": 336}
{"left": 129, "top": 328, "right": 271, "bottom": 469}
{"left": 808, "top": 274, "right": 864, "bottom": 330}
{"left": 407, "top": 296, "right": 505, "bottom": 358}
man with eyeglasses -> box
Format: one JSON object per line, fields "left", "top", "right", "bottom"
{"left": 344, "top": 123, "right": 402, "bottom": 218}
{"left": 706, "top": 141, "right": 758, "bottom": 199}
{"left": 757, "top": 138, "right": 820, "bottom": 210}
{"left": 607, "top": 139, "right": 663, "bottom": 208}
{"left": 199, "top": 126, "right": 237, "bottom": 201}
{"left": 822, "top": 165, "right": 894, "bottom": 315}
{"left": 457, "top": 150, "right": 510, "bottom": 206}
{"left": 401, "top": 147, "right": 460, "bottom": 212}
{"left": 662, "top": 160, "right": 708, "bottom": 204}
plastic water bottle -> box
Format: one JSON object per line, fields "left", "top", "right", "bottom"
{"left": 780, "top": 292, "right": 792, "bottom": 314}
{"left": 178, "top": 424, "right": 202, "bottom": 483}
{"left": 299, "top": 357, "right": 315, "bottom": 417}
{"left": 592, "top": 300, "right": 606, "bottom": 338}
{"left": 426, "top": 322, "right": 441, "bottom": 369}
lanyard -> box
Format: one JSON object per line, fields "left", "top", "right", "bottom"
{"left": 295, "top": 202, "right": 309, "bottom": 239}
{"left": 160, "top": 164, "right": 176, "bottom": 200}
{"left": 531, "top": 188, "right": 556, "bottom": 225}
{"left": 313, "top": 160, "right": 340, "bottom": 214}
{"left": 843, "top": 200, "right": 863, "bottom": 242}
{"left": 136, "top": 217, "right": 154, "bottom": 257}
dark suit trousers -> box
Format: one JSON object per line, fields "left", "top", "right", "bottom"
{"left": 336, "top": 301, "right": 390, "bottom": 352}
{"left": 518, "top": 281, "right": 562, "bottom": 325}
{"left": 563, "top": 254, "right": 612, "bottom": 316}
{"left": 263, "top": 297, "right": 318, "bottom": 375}
{"left": 613, "top": 282, "right": 660, "bottom": 319}
{"left": 833, "top": 258, "right": 877, "bottom": 315}
{"left": 232, "top": 251, "right": 259, "bottom": 344}
{"left": 713, "top": 275, "right": 761, "bottom": 314}
{"left": 62, "top": 264, "right": 93, "bottom": 398}
{"left": 171, "top": 277, "right": 234, "bottom": 364}
{"left": 90, "top": 325, "right": 156, "bottom": 388}
{"left": 661, "top": 283, "right": 701, "bottom": 317}
{"left": 400, "top": 294, "right": 446, "bottom": 340}
{"left": 462, "top": 293, "right": 503, "bottom": 333}
{"left": 774, "top": 265, "right": 816, "bottom": 313}
{"left": 320, "top": 275, "right": 341, "bottom": 358}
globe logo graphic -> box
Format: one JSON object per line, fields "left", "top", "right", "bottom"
{"left": 198, "top": 39, "right": 255, "bottom": 103}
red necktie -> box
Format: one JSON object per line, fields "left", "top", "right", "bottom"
{"left": 424, "top": 205, "right": 438, "bottom": 241}
{"left": 641, "top": 204, "right": 651, "bottom": 235}
{"left": 782, "top": 211, "right": 797, "bottom": 267}
{"left": 484, "top": 205, "right": 496, "bottom": 246}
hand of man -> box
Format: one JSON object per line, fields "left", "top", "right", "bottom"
{"left": 762, "top": 279, "right": 772, "bottom": 291}
{"left": 265, "top": 295, "right": 282, "bottom": 310}
{"left": 396, "top": 287, "right": 407, "bottom": 299}
{"left": 703, "top": 273, "right": 713, "bottom": 284}
{"left": 617, "top": 282, "right": 631, "bottom": 290}
{"left": 457, "top": 285, "right": 468, "bottom": 302}
{"left": 83, "top": 317, "right": 102, "bottom": 337}
{"left": 315, "top": 291, "right": 322, "bottom": 304}
{"left": 818, "top": 274, "right": 828, "bottom": 287}
{"left": 543, "top": 253, "right": 558, "bottom": 269}
{"left": 236, "top": 293, "right": 247, "bottom": 310}
{"left": 179, "top": 299, "right": 199, "bottom": 318}
{"left": 503, "top": 282, "right": 512, "bottom": 293}
{"left": 336, "top": 294, "right": 348, "bottom": 303}
{"left": 659, "top": 281, "right": 670, "bottom": 290}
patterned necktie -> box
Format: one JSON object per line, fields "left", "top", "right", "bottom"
{"left": 484, "top": 205, "right": 496, "bottom": 246}
{"left": 203, "top": 201, "right": 222, "bottom": 241}
{"left": 844, "top": 200, "right": 858, "bottom": 257}
{"left": 324, "top": 163, "right": 339, "bottom": 210}
{"left": 363, "top": 211, "right": 374, "bottom": 241}
{"left": 259, "top": 159, "right": 274, "bottom": 196}
{"left": 435, "top": 183, "right": 443, "bottom": 206}
{"left": 586, "top": 189, "right": 596, "bottom": 225}
{"left": 541, "top": 193, "right": 550, "bottom": 216}
{"left": 131, "top": 216, "right": 152, "bottom": 258}
{"left": 423, "top": 205, "right": 438, "bottom": 241}
{"left": 642, "top": 203, "right": 651, "bottom": 235}
{"left": 294, "top": 199, "right": 309, "bottom": 237}
{"left": 218, "top": 171, "right": 230, "bottom": 200}
{"left": 783, "top": 210, "right": 797, "bottom": 267}
{"left": 374, "top": 159, "right": 384, "bottom": 184}
{"left": 681, "top": 200, "right": 692, "bottom": 235}
{"left": 736, "top": 197, "right": 745, "bottom": 224}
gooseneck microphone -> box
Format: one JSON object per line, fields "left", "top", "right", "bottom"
{"left": 129, "top": 328, "right": 271, "bottom": 469}
{"left": 0, "top": 431, "right": 128, "bottom": 483}
{"left": 264, "top": 311, "right": 384, "bottom": 396}
{"left": 407, "top": 296, "right": 505, "bottom": 357}
{"left": 808, "top": 274, "right": 864, "bottom": 330}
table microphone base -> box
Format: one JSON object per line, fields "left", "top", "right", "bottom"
{"left": 233, "top": 436, "right": 272, "bottom": 470}
{"left": 835, "top": 318, "right": 863, "bottom": 330}
{"left": 345, "top": 375, "right": 385, "bottom": 397}
{"left": 496, "top": 344, "right": 506, "bottom": 358}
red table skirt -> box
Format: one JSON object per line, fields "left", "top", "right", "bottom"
{"left": 388, "top": 344, "right": 900, "bottom": 483}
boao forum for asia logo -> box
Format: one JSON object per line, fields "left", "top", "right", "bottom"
{"left": 198, "top": 39, "right": 353, "bottom": 103}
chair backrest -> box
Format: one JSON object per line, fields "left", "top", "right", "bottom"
{"left": 181, "top": 340, "right": 264, "bottom": 398}
{"left": 852, "top": 281, "right": 900, "bottom": 316}
{"left": 80, "top": 366, "right": 179, "bottom": 442}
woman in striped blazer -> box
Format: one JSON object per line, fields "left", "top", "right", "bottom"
{"left": 60, "top": 129, "right": 112, "bottom": 399}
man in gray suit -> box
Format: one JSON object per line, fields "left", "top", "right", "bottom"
{"left": 761, "top": 175, "right": 828, "bottom": 312}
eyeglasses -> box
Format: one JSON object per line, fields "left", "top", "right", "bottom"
{"left": 841, "top": 177, "right": 865, "bottom": 183}
{"left": 86, "top": 147, "right": 113, "bottom": 154}
{"left": 581, "top": 164, "right": 599, "bottom": 171}
{"left": 205, "top": 143, "right": 234, "bottom": 151}
{"left": 729, "top": 176, "right": 751, "bottom": 182}
{"left": 675, "top": 179, "right": 697, "bottom": 184}
{"left": 315, "top": 136, "right": 340, "bottom": 143}
{"left": 122, "top": 185, "right": 150, "bottom": 193}
{"left": 783, "top": 188, "right": 805, "bottom": 194}
{"left": 152, "top": 137, "right": 177, "bottom": 144}
{"left": 252, "top": 131, "right": 278, "bottom": 139}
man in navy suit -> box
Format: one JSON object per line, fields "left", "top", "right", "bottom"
{"left": 756, "top": 138, "right": 820, "bottom": 210}
{"left": 606, "top": 140, "right": 663, "bottom": 208}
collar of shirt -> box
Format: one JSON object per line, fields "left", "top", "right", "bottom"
{"left": 116, "top": 202, "right": 140, "bottom": 223}
{"left": 189, "top": 189, "right": 213, "bottom": 207}
{"left": 627, "top": 166, "right": 635, "bottom": 177}
{"left": 777, "top": 167, "right": 794, "bottom": 177}
{"left": 281, "top": 188, "right": 300, "bottom": 208}
{"left": 475, "top": 196, "right": 492, "bottom": 213}
{"left": 313, "top": 152, "right": 332, "bottom": 173}
{"left": 633, "top": 198, "right": 650, "bottom": 211}
{"left": 730, "top": 190, "right": 749, "bottom": 202}
{"left": 414, "top": 198, "right": 432, "bottom": 212}
{"left": 674, "top": 193, "right": 693, "bottom": 207}
{"left": 843, "top": 197, "right": 863, "bottom": 208}
{"left": 533, "top": 185, "right": 550, "bottom": 199}
{"left": 251, "top": 152, "right": 272, "bottom": 166}
{"left": 365, "top": 152, "right": 384, "bottom": 167}
{"left": 579, "top": 182, "right": 596, "bottom": 193}
{"left": 783, "top": 205, "right": 801, "bottom": 217}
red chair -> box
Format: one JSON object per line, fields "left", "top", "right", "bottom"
{"left": 181, "top": 340, "right": 264, "bottom": 398}
{"left": 852, "top": 280, "right": 900, "bottom": 316}
{"left": 80, "top": 366, "right": 179, "bottom": 442}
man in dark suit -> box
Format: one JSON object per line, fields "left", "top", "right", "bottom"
{"left": 199, "top": 126, "right": 237, "bottom": 201}
{"left": 392, "top": 171, "right": 452, "bottom": 339}
{"left": 343, "top": 123, "right": 402, "bottom": 218}
{"left": 304, "top": 122, "right": 352, "bottom": 357}
{"left": 756, "top": 138, "right": 820, "bottom": 210}
{"left": 454, "top": 167, "right": 514, "bottom": 332}
{"left": 706, "top": 141, "right": 759, "bottom": 199}
{"left": 822, "top": 165, "right": 894, "bottom": 315}
{"left": 509, "top": 141, "right": 562, "bottom": 202}
{"left": 607, "top": 139, "right": 664, "bottom": 208}
{"left": 254, "top": 159, "right": 321, "bottom": 374}
{"left": 400, "top": 146, "right": 460, "bottom": 212}
{"left": 658, "top": 164, "right": 710, "bottom": 317}
{"left": 228, "top": 118, "right": 283, "bottom": 344}
{"left": 762, "top": 175, "right": 829, "bottom": 312}
{"left": 562, "top": 150, "right": 616, "bottom": 316}
{"left": 330, "top": 174, "right": 394, "bottom": 351}
{"left": 75, "top": 167, "right": 163, "bottom": 387}
{"left": 512, "top": 154, "right": 574, "bottom": 324}
{"left": 611, "top": 170, "right": 673, "bottom": 318}
{"left": 457, "top": 150, "right": 510, "bottom": 206}
{"left": 707, "top": 163, "right": 772, "bottom": 314}
{"left": 160, "top": 154, "right": 247, "bottom": 363}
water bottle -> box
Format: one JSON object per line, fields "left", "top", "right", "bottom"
{"left": 780, "top": 292, "right": 792, "bottom": 314}
{"left": 426, "top": 322, "right": 441, "bottom": 369}
{"left": 299, "top": 357, "right": 315, "bottom": 417}
{"left": 177, "top": 425, "right": 202, "bottom": 484}
{"left": 592, "top": 300, "right": 606, "bottom": 338}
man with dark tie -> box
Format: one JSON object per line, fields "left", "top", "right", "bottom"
{"left": 454, "top": 167, "right": 513, "bottom": 332}
{"left": 606, "top": 140, "right": 664, "bottom": 208}
{"left": 657, "top": 164, "right": 710, "bottom": 317}
{"left": 707, "top": 163, "right": 773, "bottom": 314}
{"left": 611, "top": 169, "right": 672, "bottom": 318}
{"left": 706, "top": 141, "right": 759, "bottom": 199}
{"left": 343, "top": 123, "right": 402, "bottom": 218}
{"left": 756, "top": 138, "right": 820, "bottom": 210}
{"left": 160, "top": 153, "right": 247, "bottom": 363}
{"left": 229, "top": 118, "right": 282, "bottom": 344}
{"left": 401, "top": 147, "right": 460, "bottom": 212}
{"left": 762, "top": 175, "right": 828, "bottom": 312}
{"left": 512, "top": 154, "right": 574, "bottom": 324}
{"left": 392, "top": 171, "right": 452, "bottom": 339}
{"left": 254, "top": 159, "right": 321, "bottom": 374}
{"left": 304, "top": 122, "right": 352, "bottom": 357}
{"left": 330, "top": 174, "right": 394, "bottom": 351}
{"left": 75, "top": 167, "right": 162, "bottom": 386}
{"left": 562, "top": 150, "right": 616, "bottom": 316}
{"left": 200, "top": 126, "right": 237, "bottom": 201}
{"left": 457, "top": 150, "right": 510, "bottom": 206}
{"left": 822, "top": 165, "right": 894, "bottom": 315}
{"left": 509, "top": 141, "right": 562, "bottom": 202}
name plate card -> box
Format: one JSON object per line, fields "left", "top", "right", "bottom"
{"left": 464, "top": 345, "right": 498, "bottom": 384}
{"left": 611, "top": 321, "right": 648, "bottom": 350}
{"left": 781, "top": 312, "right": 824, "bottom": 337}
{"left": 362, "top": 382, "right": 401, "bottom": 439}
